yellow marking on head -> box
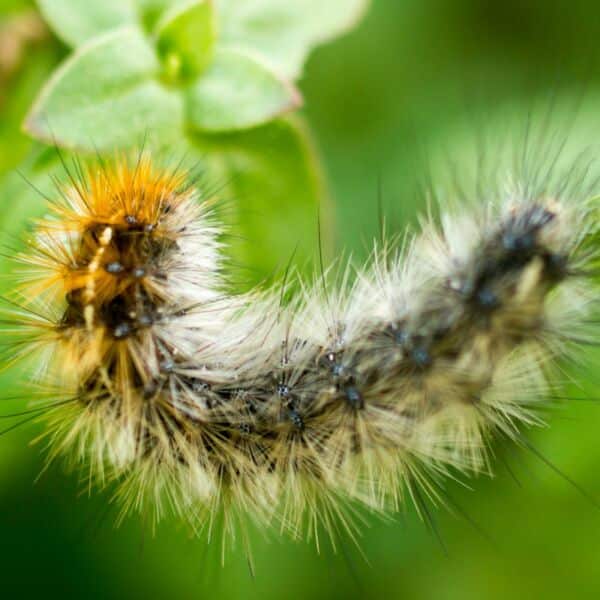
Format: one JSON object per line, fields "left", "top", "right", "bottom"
{"left": 99, "top": 227, "right": 113, "bottom": 246}
{"left": 84, "top": 304, "right": 94, "bottom": 331}
{"left": 83, "top": 226, "right": 114, "bottom": 321}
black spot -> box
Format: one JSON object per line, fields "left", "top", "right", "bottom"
{"left": 543, "top": 252, "right": 568, "bottom": 280}
{"left": 113, "top": 322, "right": 132, "bottom": 339}
{"left": 65, "top": 290, "right": 78, "bottom": 305}
{"left": 61, "top": 291, "right": 85, "bottom": 327}
{"left": 411, "top": 346, "right": 432, "bottom": 369}
{"left": 394, "top": 329, "right": 410, "bottom": 345}
{"left": 289, "top": 409, "right": 304, "bottom": 431}
{"left": 432, "top": 323, "right": 451, "bottom": 341}
{"left": 344, "top": 385, "right": 364, "bottom": 409}
{"left": 105, "top": 261, "right": 124, "bottom": 274}
{"left": 502, "top": 230, "right": 535, "bottom": 252}
{"left": 475, "top": 286, "right": 499, "bottom": 310}
{"left": 500, "top": 206, "right": 555, "bottom": 257}
{"left": 192, "top": 380, "right": 210, "bottom": 393}
{"left": 332, "top": 363, "right": 345, "bottom": 377}
{"left": 137, "top": 313, "right": 154, "bottom": 327}
{"left": 277, "top": 384, "right": 290, "bottom": 399}
{"left": 239, "top": 423, "right": 252, "bottom": 435}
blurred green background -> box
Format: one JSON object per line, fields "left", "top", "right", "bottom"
{"left": 1, "top": 0, "right": 600, "bottom": 598}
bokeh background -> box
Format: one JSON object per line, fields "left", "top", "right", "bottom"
{"left": 1, "top": 0, "right": 600, "bottom": 598}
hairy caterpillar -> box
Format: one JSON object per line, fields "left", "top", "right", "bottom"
{"left": 2, "top": 141, "right": 599, "bottom": 558}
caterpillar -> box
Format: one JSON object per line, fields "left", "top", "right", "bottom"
{"left": 2, "top": 141, "right": 599, "bottom": 558}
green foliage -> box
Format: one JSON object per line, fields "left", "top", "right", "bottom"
{"left": 155, "top": 0, "right": 216, "bottom": 84}
{"left": 217, "top": 0, "right": 370, "bottom": 78}
{"left": 191, "top": 116, "right": 330, "bottom": 280}
{"left": 37, "top": 0, "right": 370, "bottom": 76}
{"left": 186, "top": 48, "right": 301, "bottom": 131}
{"left": 30, "top": 0, "right": 370, "bottom": 147}
{"left": 25, "top": 27, "right": 183, "bottom": 149}
{"left": 37, "top": 0, "right": 137, "bottom": 46}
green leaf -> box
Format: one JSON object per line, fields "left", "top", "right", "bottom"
{"left": 136, "top": 0, "right": 191, "bottom": 32}
{"left": 189, "top": 116, "right": 332, "bottom": 283}
{"left": 186, "top": 47, "right": 301, "bottom": 132}
{"left": 217, "top": 0, "right": 370, "bottom": 78}
{"left": 37, "top": 0, "right": 370, "bottom": 79}
{"left": 156, "top": 0, "right": 216, "bottom": 84}
{"left": 24, "top": 27, "right": 184, "bottom": 151}
{"left": 37, "top": 0, "right": 201, "bottom": 46}
{"left": 37, "top": 0, "right": 136, "bottom": 46}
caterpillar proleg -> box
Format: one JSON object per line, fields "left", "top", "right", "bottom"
{"left": 3, "top": 140, "right": 599, "bottom": 555}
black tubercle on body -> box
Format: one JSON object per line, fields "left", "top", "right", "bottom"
{"left": 344, "top": 385, "right": 364, "bottom": 409}
{"left": 382, "top": 324, "right": 436, "bottom": 373}
{"left": 459, "top": 204, "right": 566, "bottom": 314}
{"left": 319, "top": 349, "right": 366, "bottom": 409}
{"left": 105, "top": 261, "right": 125, "bottom": 274}
{"left": 277, "top": 384, "right": 291, "bottom": 399}
{"left": 288, "top": 409, "right": 305, "bottom": 431}
{"left": 61, "top": 218, "right": 175, "bottom": 334}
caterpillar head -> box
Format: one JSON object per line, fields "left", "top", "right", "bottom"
{"left": 11, "top": 156, "right": 224, "bottom": 473}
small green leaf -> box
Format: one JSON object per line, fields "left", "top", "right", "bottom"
{"left": 37, "top": 0, "right": 136, "bottom": 46}
{"left": 186, "top": 48, "right": 301, "bottom": 132}
{"left": 37, "top": 0, "right": 370, "bottom": 80}
{"left": 36, "top": 0, "right": 193, "bottom": 45}
{"left": 156, "top": 0, "right": 216, "bottom": 85}
{"left": 218, "top": 0, "right": 370, "bottom": 78}
{"left": 24, "top": 27, "right": 184, "bottom": 151}
{"left": 189, "top": 116, "right": 332, "bottom": 283}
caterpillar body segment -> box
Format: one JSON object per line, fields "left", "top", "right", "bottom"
{"left": 5, "top": 151, "right": 599, "bottom": 546}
